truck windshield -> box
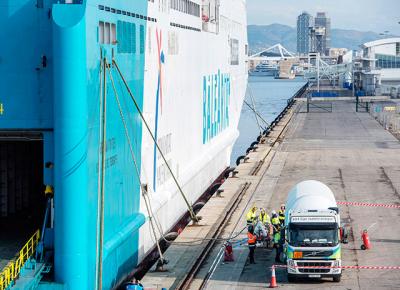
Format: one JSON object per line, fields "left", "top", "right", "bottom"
{"left": 289, "top": 224, "right": 338, "bottom": 247}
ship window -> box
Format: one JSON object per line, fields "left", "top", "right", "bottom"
{"left": 132, "top": 23, "right": 137, "bottom": 53}
{"left": 111, "top": 23, "right": 116, "bottom": 44}
{"left": 170, "top": 0, "right": 200, "bottom": 17}
{"left": 117, "top": 21, "right": 137, "bottom": 54}
{"left": 123, "top": 22, "right": 129, "bottom": 52}
{"left": 104, "top": 22, "right": 111, "bottom": 44}
{"left": 140, "top": 25, "right": 145, "bottom": 54}
{"left": 168, "top": 31, "right": 179, "bottom": 55}
{"left": 99, "top": 21, "right": 105, "bottom": 44}
{"left": 230, "top": 38, "right": 239, "bottom": 65}
{"left": 99, "top": 21, "right": 117, "bottom": 45}
{"left": 117, "top": 21, "right": 122, "bottom": 51}
{"left": 202, "top": 0, "right": 220, "bottom": 33}
{"left": 122, "top": 21, "right": 128, "bottom": 52}
{"left": 148, "top": 27, "right": 152, "bottom": 53}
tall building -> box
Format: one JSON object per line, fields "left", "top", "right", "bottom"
{"left": 297, "top": 12, "right": 314, "bottom": 55}
{"left": 314, "top": 12, "right": 331, "bottom": 55}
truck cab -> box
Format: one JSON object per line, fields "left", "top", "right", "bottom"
{"left": 284, "top": 209, "right": 342, "bottom": 282}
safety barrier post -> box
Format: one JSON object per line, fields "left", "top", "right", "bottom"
{"left": 356, "top": 94, "right": 359, "bottom": 112}
{"left": 269, "top": 265, "right": 278, "bottom": 288}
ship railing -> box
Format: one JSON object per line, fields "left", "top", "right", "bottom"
{"left": 0, "top": 230, "right": 40, "bottom": 290}
{"left": 201, "top": 0, "right": 220, "bottom": 33}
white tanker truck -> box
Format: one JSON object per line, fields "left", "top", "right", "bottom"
{"left": 283, "top": 180, "right": 344, "bottom": 282}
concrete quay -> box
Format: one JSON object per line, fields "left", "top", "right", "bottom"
{"left": 143, "top": 99, "right": 400, "bottom": 290}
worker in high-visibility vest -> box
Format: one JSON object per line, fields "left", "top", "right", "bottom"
{"left": 247, "top": 224, "right": 257, "bottom": 264}
{"left": 259, "top": 208, "right": 271, "bottom": 225}
{"left": 274, "top": 228, "right": 285, "bottom": 263}
{"left": 271, "top": 210, "right": 280, "bottom": 229}
{"left": 278, "top": 204, "right": 286, "bottom": 226}
{"left": 246, "top": 206, "right": 258, "bottom": 225}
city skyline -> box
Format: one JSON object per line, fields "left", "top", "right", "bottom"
{"left": 247, "top": 0, "right": 400, "bottom": 35}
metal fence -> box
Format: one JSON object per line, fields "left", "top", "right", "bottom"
{"left": 0, "top": 230, "right": 40, "bottom": 290}
{"left": 369, "top": 103, "right": 400, "bottom": 135}
{"left": 306, "top": 100, "right": 333, "bottom": 113}
{"left": 309, "top": 90, "right": 354, "bottom": 98}
{"left": 379, "top": 84, "right": 400, "bottom": 98}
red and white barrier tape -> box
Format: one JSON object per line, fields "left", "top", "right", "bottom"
{"left": 337, "top": 201, "right": 400, "bottom": 208}
{"left": 272, "top": 264, "right": 400, "bottom": 270}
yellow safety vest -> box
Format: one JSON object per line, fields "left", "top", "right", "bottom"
{"left": 274, "top": 231, "right": 281, "bottom": 244}
{"left": 246, "top": 210, "right": 256, "bottom": 222}
{"left": 271, "top": 217, "right": 280, "bottom": 225}
{"left": 278, "top": 210, "right": 285, "bottom": 223}
{"left": 259, "top": 213, "right": 271, "bottom": 224}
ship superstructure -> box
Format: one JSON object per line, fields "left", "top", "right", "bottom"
{"left": 249, "top": 62, "right": 278, "bottom": 76}
{"left": 0, "top": 0, "right": 247, "bottom": 289}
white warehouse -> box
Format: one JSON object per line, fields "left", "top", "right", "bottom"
{"left": 354, "top": 38, "right": 400, "bottom": 96}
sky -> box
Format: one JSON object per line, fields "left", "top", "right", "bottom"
{"left": 247, "top": 0, "right": 400, "bottom": 34}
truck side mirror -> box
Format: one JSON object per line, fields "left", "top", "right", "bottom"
{"left": 328, "top": 207, "right": 339, "bottom": 213}
{"left": 340, "top": 226, "right": 349, "bottom": 244}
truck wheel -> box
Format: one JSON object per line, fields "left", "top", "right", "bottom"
{"left": 361, "top": 244, "right": 366, "bottom": 250}
{"left": 333, "top": 275, "right": 341, "bottom": 282}
{"left": 287, "top": 274, "right": 296, "bottom": 282}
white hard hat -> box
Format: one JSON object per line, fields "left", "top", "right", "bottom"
{"left": 271, "top": 210, "right": 276, "bottom": 215}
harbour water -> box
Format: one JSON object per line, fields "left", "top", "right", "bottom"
{"left": 231, "top": 76, "right": 307, "bottom": 165}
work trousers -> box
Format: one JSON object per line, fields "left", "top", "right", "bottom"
{"left": 248, "top": 244, "right": 256, "bottom": 264}
{"left": 274, "top": 244, "right": 281, "bottom": 262}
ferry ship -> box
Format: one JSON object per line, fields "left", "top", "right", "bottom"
{"left": 0, "top": 0, "right": 247, "bottom": 289}
{"left": 249, "top": 62, "right": 278, "bottom": 77}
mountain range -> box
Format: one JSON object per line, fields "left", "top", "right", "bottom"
{"left": 248, "top": 23, "right": 396, "bottom": 54}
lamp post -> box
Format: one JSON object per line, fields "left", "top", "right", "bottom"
{"left": 352, "top": 61, "right": 355, "bottom": 97}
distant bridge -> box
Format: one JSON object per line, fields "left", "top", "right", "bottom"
{"left": 248, "top": 44, "right": 296, "bottom": 62}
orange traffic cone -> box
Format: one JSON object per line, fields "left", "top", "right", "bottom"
{"left": 361, "top": 229, "right": 371, "bottom": 250}
{"left": 269, "top": 266, "right": 278, "bottom": 288}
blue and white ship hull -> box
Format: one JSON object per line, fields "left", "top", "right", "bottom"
{"left": 0, "top": 1, "right": 247, "bottom": 289}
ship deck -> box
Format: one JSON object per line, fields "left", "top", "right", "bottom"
{"left": 142, "top": 98, "right": 400, "bottom": 290}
